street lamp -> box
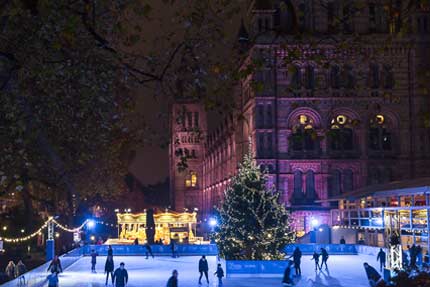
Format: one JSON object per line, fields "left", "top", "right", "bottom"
{"left": 86, "top": 219, "right": 96, "bottom": 229}
{"left": 2, "top": 226, "right": 7, "bottom": 231}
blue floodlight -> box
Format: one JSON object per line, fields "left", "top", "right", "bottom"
{"left": 87, "top": 219, "right": 96, "bottom": 229}
{"left": 209, "top": 218, "right": 217, "bottom": 227}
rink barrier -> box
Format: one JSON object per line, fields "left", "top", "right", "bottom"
{"left": 226, "top": 260, "right": 289, "bottom": 278}
{"left": 80, "top": 244, "right": 219, "bottom": 256}
{"left": 0, "top": 248, "right": 83, "bottom": 287}
{"left": 284, "top": 244, "right": 358, "bottom": 255}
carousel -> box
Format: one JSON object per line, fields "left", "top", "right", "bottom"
{"left": 115, "top": 210, "right": 201, "bottom": 244}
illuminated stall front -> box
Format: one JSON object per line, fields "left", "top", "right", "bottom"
{"left": 116, "top": 210, "right": 202, "bottom": 244}
{"left": 328, "top": 178, "right": 430, "bottom": 253}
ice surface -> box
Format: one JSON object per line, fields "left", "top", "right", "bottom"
{"left": 49, "top": 254, "right": 375, "bottom": 287}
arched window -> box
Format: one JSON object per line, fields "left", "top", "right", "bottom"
{"left": 305, "top": 170, "right": 317, "bottom": 202}
{"left": 293, "top": 170, "right": 304, "bottom": 203}
{"left": 304, "top": 66, "right": 315, "bottom": 89}
{"left": 369, "top": 64, "right": 380, "bottom": 89}
{"left": 328, "top": 170, "right": 341, "bottom": 196}
{"left": 330, "top": 65, "right": 341, "bottom": 89}
{"left": 290, "top": 114, "right": 317, "bottom": 151}
{"left": 290, "top": 65, "right": 301, "bottom": 89}
{"left": 274, "top": 0, "right": 296, "bottom": 32}
{"left": 329, "top": 115, "right": 354, "bottom": 151}
{"left": 343, "top": 169, "right": 354, "bottom": 192}
{"left": 369, "top": 114, "right": 392, "bottom": 151}
{"left": 383, "top": 65, "right": 395, "bottom": 89}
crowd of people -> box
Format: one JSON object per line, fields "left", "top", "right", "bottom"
{"left": 4, "top": 260, "right": 27, "bottom": 284}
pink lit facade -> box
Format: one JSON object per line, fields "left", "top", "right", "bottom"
{"left": 170, "top": 0, "right": 430, "bottom": 235}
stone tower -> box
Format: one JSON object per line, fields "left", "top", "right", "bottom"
{"left": 169, "top": 100, "right": 206, "bottom": 212}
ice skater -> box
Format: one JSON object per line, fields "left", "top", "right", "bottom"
{"left": 113, "top": 262, "right": 128, "bottom": 287}
{"left": 108, "top": 245, "right": 113, "bottom": 257}
{"left": 311, "top": 251, "right": 321, "bottom": 271}
{"left": 105, "top": 255, "right": 114, "bottom": 286}
{"left": 363, "top": 262, "right": 385, "bottom": 287}
{"left": 47, "top": 270, "right": 59, "bottom": 287}
{"left": 282, "top": 260, "right": 294, "bottom": 286}
{"left": 15, "top": 260, "right": 27, "bottom": 285}
{"left": 47, "top": 256, "right": 63, "bottom": 274}
{"left": 376, "top": 248, "right": 386, "bottom": 272}
{"left": 292, "top": 247, "right": 302, "bottom": 276}
{"left": 214, "top": 263, "right": 224, "bottom": 286}
{"left": 167, "top": 269, "right": 178, "bottom": 287}
{"left": 320, "top": 248, "right": 329, "bottom": 270}
{"left": 91, "top": 249, "right": 98, "bottom": 273}
{"left": 145, "top": 243, "right": 154, "bottom": 259}
{"left": 198, "top": 255, "right": 209, "bottom": 285}
{"left": 170, "top": 240, "right": 177, "bottom": 258}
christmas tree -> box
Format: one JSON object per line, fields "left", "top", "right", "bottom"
{"left": 214, "top": 143, "right": 295, "bottom": 260}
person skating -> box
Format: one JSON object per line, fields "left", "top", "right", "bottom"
{"left": 311, "top": 251, "right": 320, "bottom": 271}
{"left": 198, "top": 255, "right": 209, "bottom": 285}
{"left": 363, "top": 262, "right": 385, "bottom": 287}
{"left": 292, "top": 247, "right": 302, "bottom": 276}
{"left": 133, "top": 238, "right": 139, "bottom": 245}
{"left": 167, "top": 269, "right": 178, "bottom": 287}
{"left": 320, "top": 248, "right": 329, "bottom": 270}
{"left": 15, "top": 260, "right": 27, "bottom": 285}
{"left": 108, "top": 245, "right": 113, "bottom": 257}
{"left": 339, "top": 236, "right": 346, "bottom": 244}
{"left": 105, "top": 255, "right": 114, "bottom": 286}
{"left": 91, "top": 249, "right": 99, "bottom": 273}
{"left": 214, "top": 263, "right": 224, "bottom": 286}
{"left": 376, "top": 248, "right": 386, "bottom": 272}
{"left": 145, "top": 243, "right": 154, "bottom": 259}
{"left": 113, "top": 262, "right": 128, "bottom": 287}
{"left": 170, "top": 240, "right": 177, "bottom": 258}
{"left": 47, "top": 256, "right": 63, "bottom": 274}
{"left": 47, "top": 270, "right": 59, "bottom": 287}
{"left": 5, "top": 261, "right": 15, "bottom": 280}
{"left": 282, "top": 260, "right": 294, "bottom": 287}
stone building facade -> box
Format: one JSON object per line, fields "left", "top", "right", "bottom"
{"left": 170, "top": 0, "right": 430, "bottom": 235}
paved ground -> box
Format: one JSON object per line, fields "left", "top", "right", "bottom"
{"left": 54, "top": 254, "right": 375, "bottom": 287}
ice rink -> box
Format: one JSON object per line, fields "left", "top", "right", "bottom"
{"left": 53, "top": 254, "right": 375, "bottom": 287}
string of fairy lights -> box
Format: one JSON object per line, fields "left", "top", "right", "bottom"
{"left": 0, "top": 217, "right": 117, "bottom": 244}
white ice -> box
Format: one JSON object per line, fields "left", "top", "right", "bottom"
{"left": 52, "top": 254, "right": 376, "bottom": 287}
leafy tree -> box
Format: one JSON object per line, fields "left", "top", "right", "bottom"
{"left": 214, "top": 143, "right": 295, "bottom": 260}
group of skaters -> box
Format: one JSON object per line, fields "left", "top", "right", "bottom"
{"left": 282, "top": 247, "right": 330, "bottom": 286}
{"left": 4, "top": 260, "right": 27, "bottom": 284}
{"left": 46, "top": 244, "right": 225, "bottom": 287}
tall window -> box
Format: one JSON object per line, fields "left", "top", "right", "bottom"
{"left": 258, "top": 133, "right": 265, "bottom": 156}
{"left": 266, "top": 105, "right": 273, "bottom": 127}
{"left": 342, "top": 3, "right": 353, "bottom": 33}
{"left": 370, "top": 3, "right": 388, "bottom": 32}
{"left": 194, "top": 112, "right": 199, "bottom": 127}
{"left": 290, "top": 114, "right": 316, "bottom": 151}
{"left": 369, "top": 114, "right": 392, "bottom": 151}
{"left": 267, "top": 133, "right": 273, "bottom": 156}
{"left": 327, "top": 1, "right": 338, "bottom": 32}
{"left": 329, "top": 115, "right": 354, "bottom": 151}
{"left": 343, "top": 169, "right": 354, "bottom": 192}
{"left": 257, "top": 105, "right": 264, "bottom": 128}
{"left": 330, "top": 65, "right": 341, "bottom": 89}
{"left": 305, "top": 66, "right": 315, "bottom": 90}
{"left": 293, "top": 170, "right": 304, "bottom": 203}
{"left": 383, "top": 65, "right": 395, "bottom": 89}
{"left": 185, "top": 171, "right": 198, "bottom": 187}
{"left": 305, "top": 170, "right": 316, "bottom": 202}
{"left": 328, "top": 170, "right": 341, "bottom": 196}
{"left": 343, "top": 65, "right": 355, "bottom": 89}
{"left": 187, "top": 112, "right": 193, "bottom": 128}
{"left": 369, "top": 64, "right": 380, "bottom": 89}
{"left": 290, "top": 65, "right": 301, "bottom": 89}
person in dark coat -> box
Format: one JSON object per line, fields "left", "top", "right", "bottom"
{"left": 311, "top": 251, "right": 320, "bottom": 271}
{"left": 282, "top": 260, "right": 293, "bottom": 286}
{"left": 47, "top": 270, "right": 59, "bottom": 287}
{"left": 320, "top": 248, "right": 329, "bottom": 270}
{"left": 214, "top": 263, "right": 224, "bottom": 286}
{"left": 292, "top": 247, "right": 302, "bottom": 276}
{"left": 166, "top": 269, "right": 178, "bottom": 287}
{"left": 339, "top": 236, "right": 346, "bottom": 244}
{"left": 91, "top": 249, "right": 99, "bottom": 273}
{"left": 376, "top": 248, "right": 386, "bottom": 271}
{"left": 105, "top": 255, "right": 114, "bottom": 286}
{"left": 108, "top": 245, "right": 113, "bottom": 257}
{"left": 198, "top": 255, "right": 209, "bottom": 284}
{"left": 133, "top": 238, "right": 139, "bottom": 245}
{"left": 113, "top": 262, "right": 128, "bottom": 287}
{"left": 145, "top": 243, "right": 154, "bottom": 259}
{"left": 170, "top": 240, "right": 177, "bottom": 258}
{"left": 409, "top": 244, "right": 417, "bottom": 269}
{"left": 363, "top": 262, "right": 385, "bottom": 287}
{"left": 15, "top": 260, "right": 27, "bottom": 285}
{"left": 47, "top": 256, "right": 63, "bottom": 274}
